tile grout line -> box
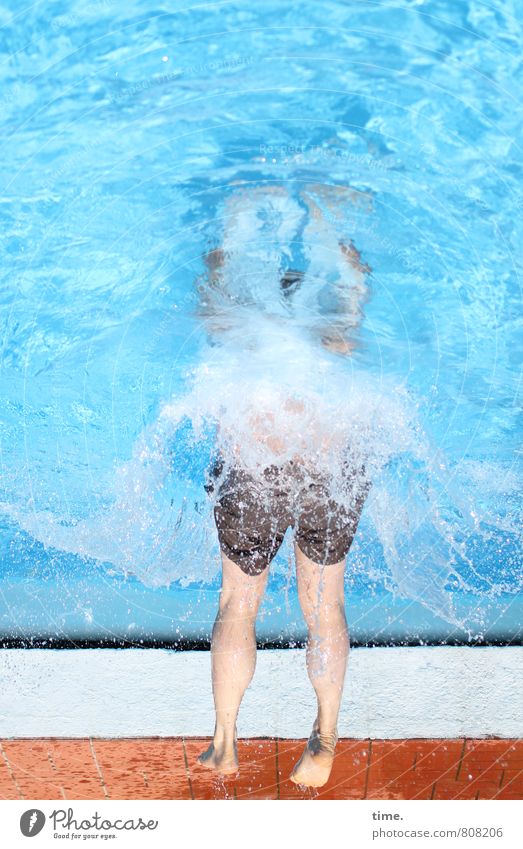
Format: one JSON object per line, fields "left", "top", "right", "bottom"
{"left": 455, "top": 738, "right": 467, "bottom": 781}
{"left": 89, "top": 739, "right": 109, "bottom": 799}
{"left": 47, "top": 749, "right": 66, "bottom": 799}
{"left": 448, "top": 739, "right": 518, "bottom": 801}
{"left": 275, "top": 739, "right": 280, "bottom": 800}
{"left": 0, "top": 741, "right": 25, "bottom": 800}
{"left": 492, "top": 767, "right": 523, "bottom": 800}
{"left": 363, "top": 740, "right": 372, "bottom": 799}
{"left": 181, "top": 739, "right": 195, "bottom": 800}
{"left": 414, "top": 740, "right": 469, "bottom": 799}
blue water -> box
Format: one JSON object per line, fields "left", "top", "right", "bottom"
{"left": 0, "top": 0, "right": 521, "bottom": 645}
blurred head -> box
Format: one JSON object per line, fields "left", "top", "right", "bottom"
{"left": 279, "top": 268, "right": 305, "bottom": 297}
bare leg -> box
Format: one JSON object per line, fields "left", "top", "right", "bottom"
{"left": 198, "top": 553, "right": 269, "bottom": 775}
{"left": 290, "top": 545, "right": 349, "bottom": 787}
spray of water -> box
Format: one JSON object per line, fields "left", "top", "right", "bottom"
{"left": 2, "top": 187, "right": 520, "bottom": 637}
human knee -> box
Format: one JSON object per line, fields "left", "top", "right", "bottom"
{"left": 218, "top": 585, "right": 262, "bottom": 619}
{"left": 299, "top": 594, "right": 346, "bottom": 629}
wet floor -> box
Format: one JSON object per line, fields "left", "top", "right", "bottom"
{"left": 0, "top": 738, "right": 521, "bottom": 800}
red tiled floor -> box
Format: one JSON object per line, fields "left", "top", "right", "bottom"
{"left": 366, "top": 739, "right": 465, "bottom": 800}
{"left": 274, "top": 739, "right": 311, "bottom": 799}
{"left": 0, "top": 744, "right": 21, "bottom": 799}
{"left": 185, "top": 737, "right": 279, "bottom": 800}
{"left": 431, "top": 740, "right": 523, "bottom": 801}
{"left": 93, "top": 738, "right": 189, "bottom": 800}
{"left": 0, "top": 738, "right": 521, "bottom": 800}
{"left": 314, "top": 739, "right": 370, "bottom": 800}
{"left": 1, "top": 740, "right": 104, "bottom": 800}
{"left": 234, "top": 739, "right": 279, "bottom": 799}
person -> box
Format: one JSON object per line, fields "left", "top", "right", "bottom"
{"left": 196, "top": 184, "right": 372, "bottom": 787}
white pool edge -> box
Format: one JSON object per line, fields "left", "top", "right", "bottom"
{"left": 0, "top": 646, "right": 521, "bottom": 739}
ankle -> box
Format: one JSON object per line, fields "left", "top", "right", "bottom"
{"left": 316, "top": 710, "right": 338, "bottom": 736}
{"left": 317, "top": 721, "right": 337, "bottom": 737}
{"left": 313, "top": 716, "right": 338, "bottom": 748}
{"left": 213, "top": 728, "right": 237, "bottom": 751}
{"left": 318, "top": 727, "right": 338, "bottom": 749}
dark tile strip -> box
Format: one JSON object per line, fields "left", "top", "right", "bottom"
{"left": 181, "top": 738, "right": 195, "bottom": 800}
{"left": 275, "top": 739, "right": 280, "bottom": 800}
{"left": 363, "top": 739, "right": 372, "bottom": 799}
{"left": 89, "top": 739, "right": 109, "bottom": 799}
{"left": 493, "top": 767, "right": 523, "bottom": 799}
{"left": 455, "top": 738, "right": 467, "bottom": 781}
{"left": 46, "top": 749, "right": 66, "bottom": 799}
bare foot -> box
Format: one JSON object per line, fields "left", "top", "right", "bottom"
{"left": 290, "top": 720, "right": 338, "bottom": 788}
{"left": 197, "top": 741, "right": 239, "bottom": 776}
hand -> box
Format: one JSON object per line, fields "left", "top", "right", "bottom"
{"left": 321, "top": 334, "right": 356, "bottom": 356}
{"left": 339, "top": 240, "right": 371, "bottom": 275}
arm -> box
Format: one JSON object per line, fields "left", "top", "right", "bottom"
{"left": 203, "top": 246, "right": 225, "bottom": 281}
{"left": 300, "top": 185, "right": 372, "bottom": 355}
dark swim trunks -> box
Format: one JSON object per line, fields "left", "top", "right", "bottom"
{"left": 208, "top": 457, "right": 370, "bottom": 576}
